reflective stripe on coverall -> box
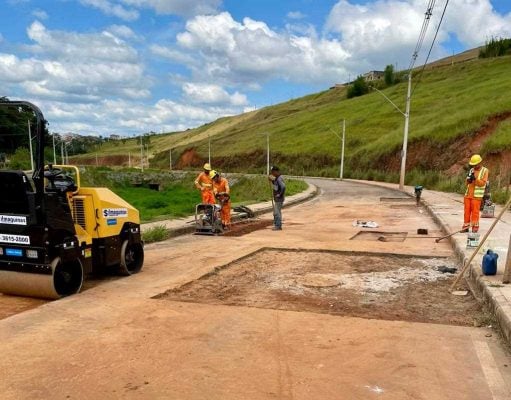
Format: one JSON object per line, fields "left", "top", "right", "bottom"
{"left": 195, "top": 172, "right": 215, "bottom": 204}
{"left": 463, "top": 166, "right": 488, "bottom": 232}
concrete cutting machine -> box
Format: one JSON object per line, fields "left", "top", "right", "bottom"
{"left": 0, "top": 101, "right": 144, "bottom": 299}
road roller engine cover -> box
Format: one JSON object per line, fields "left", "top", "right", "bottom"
{"left": 0, "top": 101, "right": 144, "bottom": 299}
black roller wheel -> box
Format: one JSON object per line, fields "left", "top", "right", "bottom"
{"left": 53, "top": 257, "right": 84, "bottom": 297}
{"left": 119, "top": 240, "right": 144, "bottom": 276}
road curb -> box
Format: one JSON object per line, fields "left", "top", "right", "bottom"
{"left": 145, "top": 182, "right": 320, "bottom": 239}
{"left": 348, "top": 179, "right": 511, "bottom": 345}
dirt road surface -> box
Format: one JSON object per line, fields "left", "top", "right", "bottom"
{"left": 0, "top": 179, "right": 510, "bottom": 399}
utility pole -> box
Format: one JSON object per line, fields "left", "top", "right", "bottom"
{"left": 140, "top": 137, "right": 144, "bottom": 172}
{"left": 27, "top": 120, "right": 34, "bottom": 172}
{"left": 169, "top": 149, "right": 172, "bottom": 171}
{"left": 399, "top": 73, "right": 412, "bottom": 191}
{"left": 266, "top": 133, "right": 270, "bottom": 176}
{"left": 208, "top": 134, "right": 211, "bottom": 165}
{"left": 128, "top": 152, "right": 131, "bottom": 168}
{"left": 340, "top": 119, "right": 346, "bottom": 180}
{"left": 52, "top": 133, "right": 57, "bottom": 164}
{"left": 61, "top": 141, "right": 64, "bottom": 164}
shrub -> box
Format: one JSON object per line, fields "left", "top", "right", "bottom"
{"left": 9, "top": 147, "right": 31, "bottom": 170}
{"left": 384, "top": 64, "right": 395, "bottom": 86}
{"left": 479, "top": 37, "right": 511, "bottom": 58}
{"left": 142, "top": 225, "right": 169, "bottom": 243}
{"left": 347, "top": 76, "right": 369, "bottom": 99}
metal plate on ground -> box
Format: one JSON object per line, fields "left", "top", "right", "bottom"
{"left": 350, "top": 231, "right": 408, "bottom": 242}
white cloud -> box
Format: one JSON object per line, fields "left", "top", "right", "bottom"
{"left": 175, "top": 12, "right": 350, "bottom": 85}
{"left": 325, "top": 0, "right": 511, "bottom": 71}
{"left": 150, "top": 44, "right": 195, "bottom": 64}
{"left": 287, "top": 11, "right": 306, "bottom": 20}
{"left": 39, "top": 97, "right": 245, "bottom": 135}
{"left": 106, "top": 24, "right": 140, "bottom": 40}
{"left": 32, "top": 9, "right": 49, "bottom": 20}
{"left": 182, "top": 82, "right": 248, "bottom": 106}
{"left": 442, "top": 0, "right": 511, "bottom": 45}
{"left": 0, "top": 22, "right": 149, "bottom": 105}
{"left": 120, "top": 0, "right": 222, "bottom": 17}
{"left": 27, "top": 21, "right": 138, "bottom": 63}
{"left": 79, "top": 0, "right": 139, "bottom": 21}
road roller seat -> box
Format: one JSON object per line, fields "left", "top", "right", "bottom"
{"left": 0, "top": 170, "right": 34, "bottom": 215}
{"left": 44, "top": 168, "right": 77, "bottom": 194}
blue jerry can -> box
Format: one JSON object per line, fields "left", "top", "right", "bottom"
{"left": 482, "top": 250, "right": 498, "bottom": 276}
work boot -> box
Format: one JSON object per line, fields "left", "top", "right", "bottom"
{"left": 272, "top": 226, "right": 282, "bottom": 231}
{"left": 461, "top": 225, "right": 469, "bottom": 233}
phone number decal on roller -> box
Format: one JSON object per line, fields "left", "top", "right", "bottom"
{"left": 0, "top": 234, "right": 30, "bottom": 245}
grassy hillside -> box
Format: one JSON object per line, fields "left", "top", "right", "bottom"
{"left": 74, "top": 55, "right": 511, "bottom": 197}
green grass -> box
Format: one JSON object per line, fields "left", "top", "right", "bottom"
{"left": 80, "top": 168, "right": 308, "bottom": 222}
{"left": 482, "top": 119, "right": 511, "bottom": 153}
{"left": 142, "top": 225, "right": 170, "bottom": 243}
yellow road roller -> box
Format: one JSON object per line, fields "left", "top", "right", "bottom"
{"left": 0, "top": 101, "right": 144, "bottom": 299}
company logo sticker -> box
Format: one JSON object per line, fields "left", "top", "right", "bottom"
{"left": 102, "top": 208, "right": 128, "bottom": 218}
{"left": 0, "top": 215, "right": 27, "bottom": 225}
{"left": 107, "top": 219, "right": 118, "bottom": 226}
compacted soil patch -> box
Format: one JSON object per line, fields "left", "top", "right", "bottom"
{"left": 222, "top": 219, "right": 274, "bottom": 237}
{"left": 157, "top": 249, "right": 482, "bottom": 326}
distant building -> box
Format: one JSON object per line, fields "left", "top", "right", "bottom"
{"left": 109, "top": 134, "right": 121, "bottom": 140}
{"left": 363, "top": 71, "right": 384, "bottom": 81}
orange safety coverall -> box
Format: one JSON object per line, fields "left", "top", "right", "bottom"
{"left": 463, "top": 166, "right": 488, "bottom": 233}
{"left": 194, "top": 172, "right": 215, "bottom": 204}
{"left": 213, "top": 177, "right": 231, "bottom": 226}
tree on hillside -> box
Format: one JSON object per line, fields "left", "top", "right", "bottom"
{"left": 347, "top": 76, "right": 369, "bottom": 99}
{"left": 479, "top": 37, "right": 511, "bottom": 58}
{"left": 0, "top": 97, "right": 50, "bottom": 154}
{"left": 384, "top": 64, "right": 395, "bottom": 86}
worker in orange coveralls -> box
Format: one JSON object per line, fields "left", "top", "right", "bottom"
{"left": 462, "top": 154, "right": 489, "bottom": 233}
{"left": 210, "top": 170, "right": 231, "bottom": 228}
{"left": 194, "top": 163, "right": 215, "bottom": 204}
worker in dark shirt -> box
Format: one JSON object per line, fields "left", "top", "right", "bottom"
{"left": 268, "top": 165, "right": 286, "bottom": 230}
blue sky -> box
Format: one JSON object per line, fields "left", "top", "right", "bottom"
{"left": 1, "top": 0, "right": 510, "bottom": 136}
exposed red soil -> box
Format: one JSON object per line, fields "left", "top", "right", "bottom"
{"left": 381, "top": 111, "right": 511, "bottom": 179}
{"left": 222, "top": 219, "right": 274, "bottom": 237}
{"left": 175, "top": 148, "right": 204, "bottom": 169}
{"left": 72, "top": 154, "right": 133, "bottom": 166}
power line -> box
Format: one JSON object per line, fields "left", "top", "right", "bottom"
{"left": 408, "top": 0, "right": 436, "bottom": 71}
{"left": 412, "top": 0, "right": 450, "bottom": 95}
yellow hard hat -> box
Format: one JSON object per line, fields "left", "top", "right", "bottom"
{"left": 469, "top": 154, "right": 482, "bottom": 166}
{"left": 209, "top": 170, "right": 219, "bottom": 179}
{"left": 203, "top": 163, "right": 212, "bottom": 171}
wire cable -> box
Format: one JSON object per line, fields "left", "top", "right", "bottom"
{"left": 408, "top": 0, "right": 436, "bottom": 71}
{"left": 411, "top": 0, "right": 450, "bottom": 96}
